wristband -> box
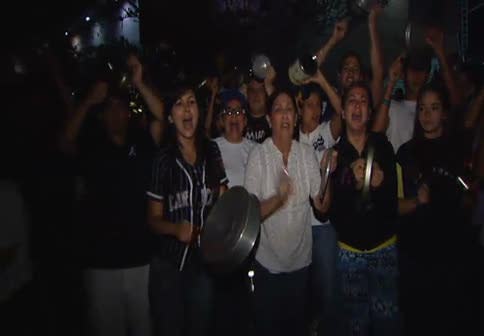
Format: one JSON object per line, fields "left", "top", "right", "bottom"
{"left": 383, "top": 98, "right": 391, "bottom": 106}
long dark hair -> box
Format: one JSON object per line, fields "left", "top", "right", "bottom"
{"left": 413, "top": 83, "right": 451, "bottom": 141}
{"left": 163, "top": 84, "right": 219, "bottom": 186}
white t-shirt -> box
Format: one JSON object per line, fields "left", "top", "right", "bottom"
{"left": 244, "top": 139, "right": 321, "bottom": 273}
{"left": 386, "top": 99, "right": 417, "bottom": 153}
{"left": 299, "top": 122, "right": 338, "bottom": 226}
{"left": 215, "top": 137, "right": 256, "bottom": 188}
{"left": 0, "top": 180, "right": 32, "bottom": 302}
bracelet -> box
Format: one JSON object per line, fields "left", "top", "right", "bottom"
{"left": 382, "top": 98, "right": 391, "bottom": 106}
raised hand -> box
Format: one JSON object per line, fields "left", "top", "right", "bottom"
{"left": 302, "top": 68, "right": 325, "bottom": 86}
{"left": 388, "top": 54, "right": 404, "bottom": 83}
{"left": 206, "top": 77, "right": 220, "bottom": 97}
{"left": 126, "top": 54, "right": 143, "bottom": 88}
{"left": 425, "top": 27, "right": 445, "bottom": 55}
{"left": 369, "top": 3, "right": 384, "bottom": 22}
{"left": 330, "top": 18, "right": 349, "bottom": 44}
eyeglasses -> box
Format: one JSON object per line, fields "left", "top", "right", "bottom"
{"left": 223, "top": 108, "right": 246, "bottom": 116}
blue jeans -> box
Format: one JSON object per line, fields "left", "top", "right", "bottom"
{"left": 149, "top": 257, "right": 214, "bottom": 336}
{"left": 252, "top": 262, "right": 308, "bottom": 336}
{"left": 339, "top": 244, "right": 401, "bottom": 336}
{"left": 311, "top": 224, "right": 345, "bottom": 335}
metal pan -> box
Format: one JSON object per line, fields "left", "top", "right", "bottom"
{"left": 362, "top": 144, "right": 374, "bottom": 200}
{"left": 320, "top": 148, "right": 334, "bottom": 198}
{"left": 200, "top": 186, "right": 261, "bottom": 273}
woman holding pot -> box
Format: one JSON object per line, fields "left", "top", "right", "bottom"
{"left": 244, "top": 89, "right": 332, "bottom": 336}
{"left": 396, "top": 84, "right": 473, "bottom": 335}
{"left": 330, "top": 81, "right": 400, "bottom": 336}
{"left": 147, "top": 84, "right": 228, "bottom": 336}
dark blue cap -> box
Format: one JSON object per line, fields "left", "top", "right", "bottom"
{"left": 219, "top": 89, "right": 248, "bottom": 110}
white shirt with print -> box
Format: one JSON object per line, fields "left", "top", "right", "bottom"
{"left": 244, "top": 139, "right": 321, "bottom": 273}
{"left": 214, "top": 137, "right": 256, "bottom": 188}
{"left": 299, "top": 121, "right": 338, "bottom": 226}
{"left": 386, "top": 99, "right": 417, "bottom": 153}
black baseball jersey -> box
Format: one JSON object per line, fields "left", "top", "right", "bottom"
{"left": 147, "top": 140, "right": 228, "bottom": 268}
{"left": 77, "top": 128, "right": 156, "bottom": 268}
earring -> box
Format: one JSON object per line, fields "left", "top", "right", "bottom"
{"left": 168, "top": 115, "right": 174, "bottom": 124}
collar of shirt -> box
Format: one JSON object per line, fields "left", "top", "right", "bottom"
{"left": 266, "top": 138, "right": 297, "bottom": 170}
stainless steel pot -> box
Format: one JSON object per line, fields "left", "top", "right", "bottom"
{"left": 200, "top": 186, "right": 261, "bottom": 273}
{"left": 251, "top": 54, "right": 271, "bottom": 80}
{"left": 288, "top": 54, "right": 318, "bottom": 86}
{"left": 404, "top": 22, "right": 429, "bottom": 50}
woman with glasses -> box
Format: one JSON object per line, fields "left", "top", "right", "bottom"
{"left": 211, "top": 89, "right": 256, "bottom": 336}
{"left": 214, "top": 90, "right": 256, "bottom": 188}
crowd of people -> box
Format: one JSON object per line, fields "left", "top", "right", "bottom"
{"left": 1, "top": 5, "right": 484, "bottom": 336}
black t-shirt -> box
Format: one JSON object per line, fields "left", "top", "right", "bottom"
{"left": 245, "top": 113, "right": 271, "bottom": 144}
{"left": 77, "top": 128, "right": 156, "bottom": 268}
{"left": 330, "top": 132, "right": 398, "bottom": 250}
{"left": 147, "top": 140, "right": 228, "bottom": 268}
{"left": 396, "top": 136, "right": 466, "bottom": 259}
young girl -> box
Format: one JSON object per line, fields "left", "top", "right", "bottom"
{"left": 330, "top": 81, "right": 400, "bottom": 336}
{"left": 147, "top": 85, "right": 228, "bottom": 336}
{"left": 396, "top": 84, "right": 472, "bottom": 335}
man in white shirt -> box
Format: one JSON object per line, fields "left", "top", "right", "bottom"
{"left": 214, "top": 90, "right": 256, "bottom": 188}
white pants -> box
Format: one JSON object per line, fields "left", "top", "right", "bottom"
{"left": 83, "top": 264, "right": 151, "bottom": 336}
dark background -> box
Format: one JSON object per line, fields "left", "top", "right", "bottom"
{"left": 2, "top": 0, "right": 483, "bottom": 81}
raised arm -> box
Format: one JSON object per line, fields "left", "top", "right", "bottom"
{"left": 59, "top": 81, "right": 108, "bottom": 154}
{"left": 264, "top": 65, "right": 277, "bottom": 97}
{"left": 304, "top": 69, "right": 342, "bottom": 139}
{"left": 44, "top": 48, "right": 75, "bottom": 116}
{"left": 368, "top": 4, "right": 385, "bottom": 106}
{"left": 426, "top": 28, "right": 463, "bottom": 106}
{"left": 315, "top": 18, "right": 349, "bottom": 66}
{"left": 464, "top": 86, "right": 484, "bottom": 129}
{"left": 204, "top": 77, "right": 220, "bottom": 137}
{"left": 372, "top": 55, "right": 403, "bottom": 133}
{"left": 127, "top": 54, "right": 165, "bottom": 121}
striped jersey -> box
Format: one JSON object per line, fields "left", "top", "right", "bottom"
{"left": 147, "top": 140, "right": 228, "bottom": 268}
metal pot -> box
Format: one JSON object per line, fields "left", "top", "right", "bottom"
{"left": 404, "top": 22, "right": 429, "bottom": 50}
{"left": 288, "top": 54, "right": 318, "bottom": 86}
{"left": 251, "top": 54, "right": 271, "bottom": 80}
{"left": 200, "top": 186, "right": 261, "bottom": 273}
